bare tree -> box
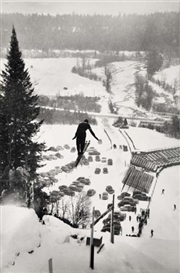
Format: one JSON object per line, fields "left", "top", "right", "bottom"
{"left": 71, "top": 191, "right": 91, "bottom": 228}
{"left": 49, "top": 190, "right": 62, "bottom": 215}
{"left": 59, "top": 197, "right": 71, "bottom": 218}
{"left": 103, "top": 64, "right": 116, "bottom": 93}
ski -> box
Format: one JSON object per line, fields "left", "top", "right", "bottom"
{"left": 74, "top": 141, "right": 90, "bottom": 167}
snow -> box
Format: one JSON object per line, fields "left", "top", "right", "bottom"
{"left": 1, "top": 122, "right": 180, "bottom": 273}
{"left": 126, "top": 127, "right": 180, "bottom": 151}
{"left": 1, "top": 206, "right": 41, "bottom": 269}
{"left": 1, "top": 57, "right": 180, "bottom": 273}
{"left": 154, "top": 65, "right": 180, "bottom": 87}
{"left": 1, "top": 58, "right": 106, "bottom": 98}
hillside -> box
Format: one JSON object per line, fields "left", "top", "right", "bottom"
{"left": 1, "top": 58, "right": 179, "bottom": 119}
{"left": 1, "top": 122, "right": 179, "bottom": 273}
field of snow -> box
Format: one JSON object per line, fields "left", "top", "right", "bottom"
{"left": 126, "top": 127, "right": 180, "bottom": 151}
{"left": 92, "top": 61, "right": 141, "bottom": 110}
{"left": 1, "top": 58, "right": 106, "bottom": 98}
{"left": 154, "top": 65, "right": 180, "bottom": 87}
{"left": 1, "top": 57, "right": 179, "bottom": 117}
{"left": 1, "top": 122, "right": 180, "bottom": 273}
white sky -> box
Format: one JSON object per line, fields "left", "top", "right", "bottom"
{"left": 1, "top": 1, "right": 179, "bottom": 16}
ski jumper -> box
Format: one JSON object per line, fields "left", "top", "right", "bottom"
{"left": 72, "top": 121, "right": 98, "bottom": 155}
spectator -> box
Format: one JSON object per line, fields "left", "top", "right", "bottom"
{"left": 131, "top": 226, "right": 134, "bottom": 233}
{"left": 161, "top": 189, "right": 165, "bottom": 194}
{"left": 150, "top": 229, "right": 154, "bottom": 237}
{"left": 147, "top": 208, "right": 150, "bottom": 218}
{"left": 174, "top": 204, "right": 176, "bottom": 210}
{"left": 113, "top": 144, "right": 117, "bottom": 149}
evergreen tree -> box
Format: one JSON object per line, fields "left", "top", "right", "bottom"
{"left": 146, "top": 50, "right": 163, "bottom": 78}
{"left": 0, "top": 26, "right": 45, "bottom": 178}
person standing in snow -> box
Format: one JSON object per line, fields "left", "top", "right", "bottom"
{"left": 161, "top": 189, "right": 165, "bottom": 194}
{"left": 72, "top": 119, "right": 99, "bottom": 156}
{"left": 150, "top": 229, "right": 154, "bottom": 237}
{"left": 174, "top": 204, "right": 176, "bottom": 210}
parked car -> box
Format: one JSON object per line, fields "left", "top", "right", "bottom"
{"left": 88, "top": 156, "right": 93, "bottom": 162}
{"left": 106, "top": 185, "right": 114, "bottom": 194}
{"left": 117, "top": 192, "right": 130, "bottom": 200}
{"left": 94, "top": 210, "right": 101, "bottom": 218}
{"left": 69, "top": 185, "right": 77, "bottom": 191}
{"left": 95, "top": 168, "right": 101, "bottom": 174}
{"left": 101, "top": 157, "right": 106, "bottom": 163}
{"left": 107, "top": 159, "right": 113, "bottom": 165}
{"left": 102, "top": 192, "right": 108, "bottom": 200}
{"left": 120, "top": 205, "right": 136, "bottom": 212}
{"left": 84, "top": 178, "right": 91, "bottom": 185}
{"left": 133, "top": 194, "right": 151, "bottom": 201}
{"left": 63, "top": 144, "right": 70, "bottom": 150}
{"left": 77, "top": 177, "right": 85, "bottom": 181}
{"left": 59, "top": 185, "right": 68, "bottom": 191}
{"left": 95, "top": 155, "right": 100, "bottom": 162}
{"left": 103, "top": 167, "right": 108, "bottom": 174}
{"left": 70, "top": 147, "right": 76, "bottom": 153}
{"left": 87, "top": 189, "right": 96, "bottom": 197}
{"left": 63, "top": 189, "right": 75, "bottom": 197}
{"left": 101, "top": 222, "right": 121, "bottom": 235}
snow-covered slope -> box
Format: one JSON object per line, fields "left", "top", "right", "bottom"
{"left": 2, "top": 123, "right": 179, "bottom": 273}
{"left": 1, "top": 202, "right": 179, "bottom": 273}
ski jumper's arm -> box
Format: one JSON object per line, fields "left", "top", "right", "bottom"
{"left": 89, "top": 126, "right": 99, "bottom": 140}
{"left": 72, "top": 132, "right": 77, "bottom": 140}
{"left": 72, "top": 125, "right": 79, "bottom": 140}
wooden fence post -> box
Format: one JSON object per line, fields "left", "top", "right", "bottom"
{"left": 90, "top": 207, "right": 95, "bottom": 269}
{"left": 110, "top": 194, "right": 115, "bottom": 244}
{"left": 49, "top": 258, "right": 53, "bottom": 273}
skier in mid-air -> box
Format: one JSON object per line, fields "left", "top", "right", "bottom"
{"left": 72, "top": 119, "right": 99, "bottom": 156}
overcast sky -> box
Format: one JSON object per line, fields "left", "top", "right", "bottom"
{"left": 1, "top": 1, "right": 179, "bottom": 16}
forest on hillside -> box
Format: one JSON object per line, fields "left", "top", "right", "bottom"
{"left": 1, "top": 12, "right": 179, "bottom": 55}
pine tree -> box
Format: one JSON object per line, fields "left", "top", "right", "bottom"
{"left": 0, "top": 26, "right": 45, "bottom": 178}
{"left": 146, "top": 50, "right": 163, "bottom": 78}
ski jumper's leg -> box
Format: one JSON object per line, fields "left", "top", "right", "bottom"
{"left": 76, "top": 137, "right": 81, "bottom": 155}
{"left": 80, "top": 134, "right": 86, "bottom": 153}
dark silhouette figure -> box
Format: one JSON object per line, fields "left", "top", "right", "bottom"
{"left": 131, "top": 226, "right": 134, "bottom": 233}
{"left": 129, "top": 215, "right": 131, "bottom": 221}
{"left": 150, "top": 229, "right": 154, "bottom": 237}
{"left": 174, "top": 204, "right": 176, "bottom": 210}
{"left": 72, "top": 119, "right": 99, "bottom": 156}
{"left": 146, "top": 208, "right": 150, "bottom": 218}
{"left": 161, "top": 189, "right": 165, "bottom": 194}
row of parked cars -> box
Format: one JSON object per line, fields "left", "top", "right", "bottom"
{"left": 101, "top": 211, "right": 126, "bottom": 235}
{"left": 95, "top": 167, "right": 108, "bottom": 174}
{"left": 117, "top": 192, "right": 138, "bottom": 212}
{"left": 58, "top": 177, "right": 91, "bottom": 196}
